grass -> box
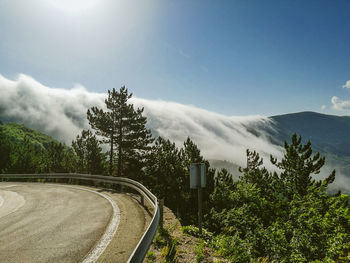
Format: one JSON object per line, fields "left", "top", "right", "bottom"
{"left": 146, "top": 251, "right": 156, "bottom": 263}
{"left": 153, "top": 226, "right": 179, "bottom": 263}
{"left": 195, "top": 239, "right": 205, "bottom": 263}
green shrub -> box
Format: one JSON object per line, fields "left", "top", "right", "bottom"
{"left": 182, "top": 225, "right": 213, "bottom": 242}
{"left": 161, "top": 238, "right": 178, "bottom": 263}
{"left": 146, "top": 251, "right": 156, "bottom": 263}
{"left": 195, "top": 239, "right": 205, "bottom": 263}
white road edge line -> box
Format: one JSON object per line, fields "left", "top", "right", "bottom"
{"left": 82, "top": 188, "right": 121, "bottom": 263}
{"left": 44, "top": 184, "right": 121, "bottom": 263}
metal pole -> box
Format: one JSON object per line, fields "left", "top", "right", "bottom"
{"left": 197, "top": 164, "right": 202, "bottom": 235}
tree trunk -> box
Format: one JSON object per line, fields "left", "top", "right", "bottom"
{"left": 117, "top": 125, "right": 122, "bottom": 177}
{"left": 109, "top": 135, "right": 114, "bottom": 176}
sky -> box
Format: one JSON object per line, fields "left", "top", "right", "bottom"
{"left": 1, "top": 0, "right": 350, "bottom": 116}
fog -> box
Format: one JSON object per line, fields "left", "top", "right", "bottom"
{"left": 0, "top": 74, "right": 285, "bottom": 168}
{"left": 1, "top": 73, "right": 350, "bottom": 192}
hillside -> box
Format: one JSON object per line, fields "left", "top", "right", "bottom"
{"left": 0, "top": 122, "right": 60, "bottom": 149}
{"left": 269, "top": 111, "right": 350, "bottom": 156}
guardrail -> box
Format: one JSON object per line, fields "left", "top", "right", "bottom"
{"left": 0, "top": 173, "right": 160, "bottom": 263}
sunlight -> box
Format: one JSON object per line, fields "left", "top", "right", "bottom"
{"left": 49, "top": 0, "right": 99, "bottom": 13}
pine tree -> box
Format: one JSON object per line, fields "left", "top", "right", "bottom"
{"left": 87, "top": 86, "right": 153, "bottom": 177}
{"left": 270, "top": 133, "right": 335, "bottom": 198}
{"left": 144, "top": 137, "right": 186, "bottom": 216}
{"left": 87, "top": 106, "right": 114, "bottom": 175}
{"left": 45, "top": 141, "right": 66, "bottom": 172}
{"left": 72, "top": 130, "right": 106, "bottom": 174}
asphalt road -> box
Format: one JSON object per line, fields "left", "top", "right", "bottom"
{"left": 0, "top": 182, "right": 115, "bottom": 263}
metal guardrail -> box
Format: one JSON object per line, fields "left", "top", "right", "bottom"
{"left": 0, "top": 173, "right": 160, "bottom": 263}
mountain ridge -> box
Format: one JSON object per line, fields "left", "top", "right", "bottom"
{"left": 268, "top": 111, "right": 350, "bottom": 157}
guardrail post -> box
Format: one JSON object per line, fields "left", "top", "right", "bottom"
{"left": 159, "top": 198, "right": 164, "bottom": 228}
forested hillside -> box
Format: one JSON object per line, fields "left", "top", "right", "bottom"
{"left": 1, "top": 122, "right": 59, "bottom": 149}
{"left": 0, "top": 121, "right": 77, "bottom": 173}
{"left": 270, "top": 111, "right": 350, "bottom": 156}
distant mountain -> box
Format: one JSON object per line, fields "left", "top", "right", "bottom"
{"left": 268, "top": 111, "right": 350, "bottom": 157}
{"left": 0, "top": 122, "right": 60, "bottom": 149}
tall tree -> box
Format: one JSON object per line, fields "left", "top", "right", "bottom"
{"left": 144, "top": 137, "right": 186, "bottom": 216}
{"left": 270, "top": 133, "right": 335, "bottom": 198}
{"left": 87, "top": 107, "right": 114, "bottom": 175}
{"left": 87, "top": 86, "right": 153, "bottom": 177}
{"left": 44, "top": 141, "right": 66, "bottom": 172}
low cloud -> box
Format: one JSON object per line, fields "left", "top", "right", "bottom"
{"left": 331, "top": 96, "right": 350, "bottom": 111}
{"left": 0, "top": 74, "right": 106, "bottom": 142}
{"left": 131, "top": 98, "right": 283, "bottom": 167}
{"left": 0, "top": 73, "right": 284, "bottom": 167}
{"left": 1, "top": 74, "right": 349, "bottom": 190}
{"left": 342, "top": 80, "right": 350, "bottom": 89}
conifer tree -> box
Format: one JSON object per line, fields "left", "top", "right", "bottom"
{"left": 87, "top": 106, "right": 114, "bottom": 175}
{"left": 144, "top": 137, "right": 186, "bottom": 216}
{"left": 45, "top": 141, "right": 66, "bottom": 172}
{"left": 270, "top": 133, "right": 335, "bottom": 198}
{"left": 87, "top": 86, "right": 153, "bottom": 177}
{"left": 72, "top": 130, "right": 106, "bottom": 174}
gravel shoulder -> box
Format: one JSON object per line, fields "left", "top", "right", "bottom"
{"left": 96, "top": 191, "right": 150, "bottom": 263}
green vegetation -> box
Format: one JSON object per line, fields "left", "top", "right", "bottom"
{"left": 194, "top": 239, "right": 205, "bottom": 263}
{"left": 146, "top": 251, "right": 156, "bottom": 263}
{"left": 87, "top": 87, "right": 153, "bottom": 177}
{"left": 1, "top": 122, "right": 58, "bottom": 149}
{"left": 0, "top": 122, "right": 77, "bottom": 173}
{"left": 182, "top": 225, "right": 213, "bottom": 242}
{"left": 207, "top": 135, "right": 350, "bottom": 262}
{"left": 154, "top": 227, "right": 179, "bottom": 263}
{"left": 1, "top": 88, "right": 349, "bottom": 262}
{"left": 72, "top": 129, "right": 106, "bottom": 174}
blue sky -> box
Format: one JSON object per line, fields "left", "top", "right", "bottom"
{"left": 1, "top": 0, "right": 350, "bottom": 116}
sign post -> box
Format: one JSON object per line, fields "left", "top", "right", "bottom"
{"left": 190, "top": 163, "right": 206, "bottom": 235}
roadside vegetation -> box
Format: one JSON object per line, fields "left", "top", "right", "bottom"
{"left": 1, "top": 86, "right": 349, "bottom": 262}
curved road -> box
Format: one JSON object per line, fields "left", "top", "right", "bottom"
{"left": 0, "top": 182, "right": 119, "bottom": 263}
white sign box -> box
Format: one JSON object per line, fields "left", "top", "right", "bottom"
{"left": 190, "top": 163, "right": 206, "bottom": 189}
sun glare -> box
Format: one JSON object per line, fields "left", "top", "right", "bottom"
{"left": 49, "top": 0, "right": 99, "bottom": 13}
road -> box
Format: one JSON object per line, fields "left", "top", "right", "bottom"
{"left": 0, "top": 182, "right": 146, "bottom": 263}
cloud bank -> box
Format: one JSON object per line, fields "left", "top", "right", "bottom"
{"left": 1, "top": 74, "right": 350, "bottom": 191}
{"left": 0, "top": 74, "right": 106, "bottom": 142}
{"left": 0, "top": 74, "right": 284, "bottom": 167}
